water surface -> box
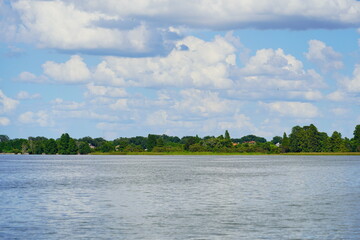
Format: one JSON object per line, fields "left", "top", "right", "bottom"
{"left": 0, "top": 155, "right": 359, "bottom": 239}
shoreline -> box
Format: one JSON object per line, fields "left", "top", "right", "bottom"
{"left": 1, "top": 152, "right": 360, "bottom": 156}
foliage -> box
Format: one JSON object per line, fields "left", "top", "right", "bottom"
{"left": 78, "top": 142, "right": 91, "bottom": 155}
{"left": 1, "top": 124, "right": 359, "bottom": 154}
{"left": 232, "top": 135, "right": 267, "bottom": 144}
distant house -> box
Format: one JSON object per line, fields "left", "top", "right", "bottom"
{"left": 232, "top": 142, "right": 239, "bottom": 146}
{"left": 275, "top": 142, "right": 281, "bottom": 147}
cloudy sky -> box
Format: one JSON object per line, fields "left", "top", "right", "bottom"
{"left": 1, "top": 0, "right": 360, "bottom": 140}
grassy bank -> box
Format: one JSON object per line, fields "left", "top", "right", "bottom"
{"left": 91, "top": 151, "right": 360, "bottom": 156}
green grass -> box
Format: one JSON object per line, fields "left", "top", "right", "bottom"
{"left": 283, "top": 152, "right": 360, "bottom": 156}
{"left": 91, "top": 151, "right": 360, "bottom": 156}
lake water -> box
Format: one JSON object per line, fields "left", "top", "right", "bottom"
{"left": 0, "top": 155, "right": 359, "bottom": 239}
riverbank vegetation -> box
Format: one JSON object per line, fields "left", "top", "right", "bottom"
{"left": 1, "top": 124, "right": 360, "bottom": 155}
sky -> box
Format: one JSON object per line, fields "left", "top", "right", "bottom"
{"left": 1, "top": 0, "right": 360, "bottom": 140}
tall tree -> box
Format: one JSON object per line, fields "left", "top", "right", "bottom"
{"left": 353, "top": 125, "right": 360, "bottom": 151}
{"left": 58, "top": 133, "right": 70, "bottom": 154}
{"left": 281, "top": 132, "right": 290, "bottom": 153}
{"left": 45, "top": 138, "right": 58, "bottom": 154}
{"left": 271, "top": 136, "right": 282, "bottom": 145}
{"left": 68, "top": 138, "right": 78, "bottom": 154}
{"left": 329, "top": 131, "right": 346, "bottom": 152}
{"left": 0, "top": 135, "right": 9, "bottom": 142}
{"left": 147, "top": 134, "right": 157, "bottom": 151}
{"left": 289, "top": 124, "right": 321, "bottom": 152}
{"left": 225, "top": 130, "right": 230, "bottom": 140}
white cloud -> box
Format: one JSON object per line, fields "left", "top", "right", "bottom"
{"left": 2, "top": 0, "right": 360, "bottom": 58}
{"left": 331, "top": 108, "right": 349, "bottom": 115}
{"left": 43, "top": 55, "right": 91, "bottom": 83}
{"left": 52, "top": 110, "right": 119, "bottom": 121}
{"left": 69, "top": 0, "right": 360, "bottom": 30}
{"left": 109, "top": 99, "right": 128, "bottom": 110}
{"left": 341, "top": 64, "right": 360, "bottom": 92}
{"left": 287, "top": 90, "right": 323, "bottom": 101}
{"left": 305, "top": 40, "right": 343, "bottom": 72}
{"left": 0, "top": 90, "right": 19, "bottom": 114}
{"left": 85, "top": 83, "right": 127, "bottom": 98}
{"left": 327, "top": 91, "right": 348, "bottom": 102}
{"left": 260, "top": 101, "right": 320, "bottom": 118}
{"left": 16, "top": 91, "right": 41, "bottom": 100}
{"left": 51, "top": 98, "right": 85, "bottom": 110}
{"left": 6, "top": 45, "right": 25, "bottom": 57}
{"left": 95, "top": 35, "right": 236, "bottom": 89}
{"left": 0, "top": 117, "right": 10, "bottom": 126}
{"left": 236, "top": 48, "right": 325, "bottom": 90}
{"left": 240, "top": 48, "right": 304, "bottom": 76}
{"left": 146, "top": 110, "right": 170, "bottom": 126}
{"left": 7, "top": 0, "right": 177, "bottom": 56}
{"left": 18, "top": 111, "right": 54, "bottom": 127}
{"left": 174, "top": 89, "right": 234, "bottom": 118}
{"left": 17, "top": 71, "right": 48, "bottom": 83}
{"left": 218, "top": 114, "right": 257, "bottom": 132}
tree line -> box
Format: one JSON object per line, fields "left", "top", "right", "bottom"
{"left": 1, "top": 124, "right": 360, "bottom": 154}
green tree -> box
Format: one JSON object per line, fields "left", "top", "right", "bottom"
{"left": 100, "top": 141, "right": 114, "bottom": 152}
{"left": 271, "top": 136, "right": 282, "bottom": 145}
{"left": 58, "top": 133, "right": 70, "bottom": 154}
{"left": 68, "top": 138, "right": 78, "bottom": 154}
{"left": 182, "top": 136, "right": 201, "bottom": 151}
{"left": 329, "top": 131, "right": 346, "bottom": 152}
{"left": 225, "top": 130, "right": 230, "bottom": 140}
{"left": 147, "top": 134, "right": 157, "bottom": 151}
{"left": 0, "top": 135, "right": 9, "bottom": 142}
{"left": 78, "top": 142, "right": 91, "bottom": 154}
{"left": 156, "top": 138, "right": 165, "bottom": 147}
{"left": 318, "top": 132, "right": 330, "bottom": 152}
{"left": 353, "top": 125, "right": 360, "bottom": 151}
{"left": 44, "top": 138, "right": 58, "bottom": 154}
{"left": 289, "top": 124, "right": 321, "bottom": 152}
{"left": 124, "top": 144, "right": 144, "bottom": 152}
{"left": 281, "top": 132, "right": 290, "bottom": 153}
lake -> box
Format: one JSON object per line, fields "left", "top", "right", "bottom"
{"left": 0, "top": 155, "right": 359, "bottom": 239}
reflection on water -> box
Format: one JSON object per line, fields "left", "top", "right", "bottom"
{"left": 0, "top": 155, "right": 359, "bottom": 239}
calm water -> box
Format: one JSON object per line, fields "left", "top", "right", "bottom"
{"left": 0, "top": 155, "right": 359, "bottom": 240}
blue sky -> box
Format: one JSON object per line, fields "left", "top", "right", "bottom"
{"left": 1, "top": 0, "right": 360, "bottom": 140}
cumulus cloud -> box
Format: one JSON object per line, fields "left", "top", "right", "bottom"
{"left": 0, "top": 117, "right": 10, "bottom": 126}
{"left": 236, "top": 48, "right": 325, "bottom": 90}
{"left": 51, "top": 98, "right": 85, "bottom": 110}
{"left": 18, "top": 111, "right": 54, "bottom": 127}
{"left": 174, "top": 89, "right": 235, "bottom": 118}
{"left": 305, "top": 40, "right": 343, "bottom": 72}
{"left": 52, "top": 110, "right": 119, "bottom": 122}
{"left": 0, "top": 90, "right": 19, "bottom": 114}
{"left": 94, "top": 35, "right": 236, "bottom": 89}
{"left": 327, "top": 91, "right": 348, "bottom": 102}
{"left": 42, "top": 55, "right": 91, "bottom": 83}
{"left": 287, "top": 90, "right": 323, "bottom": 101}
{"left": 66, "top": 0, "right": 360, "bottom": 30}
{"left": 16, "top": 91, "right": 41, "bottom": 100}
{"left": 109, "top": 99, "right": 128, "bottom": 111}
{"left": 218, "top": 114, "right": 257, "bottom": 133}
{"left": 17, "top": 71, "right": 48, "bottom": 83}
{"left": 260, "top": 101, "right": 320, "bottom": 118}
{"left": 331, "top": 107, "right": 349, "bottom": 116}
{"left": 4, "top": 0, "right": 358, "bottom": 56}
{"left": 5, "top": 0, "right": 178, "bottom": 56}
{"left": 85, "top": 83, "right": 128, "bottom": 98}
{"left": 341, "top": 64, "right": 360, "bottom": 92}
